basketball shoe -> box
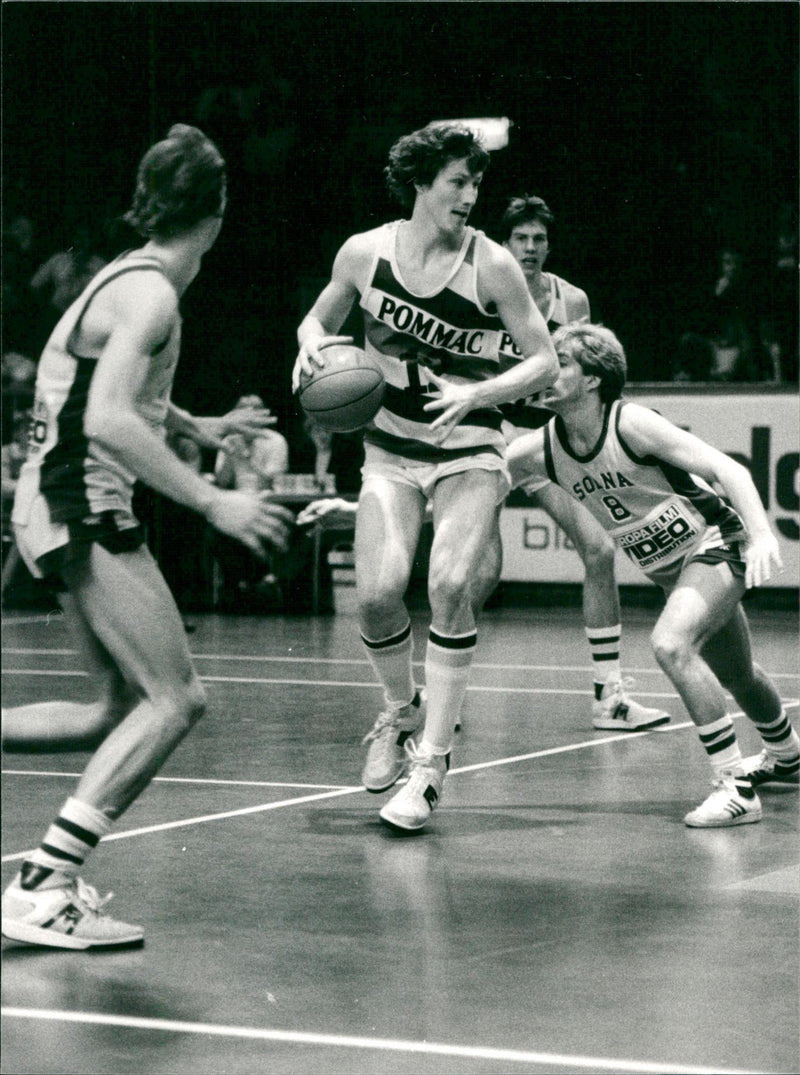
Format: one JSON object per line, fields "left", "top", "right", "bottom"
{"left": 592, "top": 676, "right": 671, "bottom": 731}
{"left": 684, "top": 772, "right": 762, "bottom": 827}
{"left": 740, "top": 749, "right": 799, "bottom": 787}
{"left": 361, "top": 690, "right": 425, "bottom": 793}
{"left": 379, "top": 741, "right": 449, "bottom": 832}
{"left": 1, "top": 875, "right": 144, "bottom": 949}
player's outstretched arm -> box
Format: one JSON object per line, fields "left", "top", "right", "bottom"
{"left": 207, "top": 492, "right": 294, "bottom": 557}
{"left": 422, "top": 248, "right": 558, "bottom": 440}
{"left": 293, "top": 234, "right": 372, "bottom": 389}
{"left": 506, "top": 429, "right": 548, "bottom": 491}
{"left": 296, "top": 497, "right": 358, "bottom": 529}
{"left": 168, "top": 402, "right": 278, "bottom": 454}
{"left": 619, "top": 404, "right": 783, "bottom": 589}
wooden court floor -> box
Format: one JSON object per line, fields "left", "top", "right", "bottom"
{"left": 2, "top": 587, "right": 798, "bottom": 1075}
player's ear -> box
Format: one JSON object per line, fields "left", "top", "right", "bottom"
{"left": 584, "top": 372, "right": 601, "bottom": 393}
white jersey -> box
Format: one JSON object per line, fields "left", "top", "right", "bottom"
{"left": 358, "top": 222, "right": 510, "bottom": 462}
{"left": 542, "top": 400, "right": 745, "bottom": 576}
{"left": 12, "top": 253, "right": 180, "bottom": 529}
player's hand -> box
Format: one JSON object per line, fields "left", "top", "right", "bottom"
{"left": 292, "top": 335, "right": 354, "bottom": 391}
{"left": 422, "top": 370, "right": 480, "bottom": 442}
{"left": 296, "top": 497, "right": 358, "bottom": 529}
{"left": 189, "top": 409, "right": 277, "bottom": 454}
{"left": 207, "top": 491, "right": 294, "bottom": 557}
{"left": 744, "top": 530, "right": 783, "bottom": 589}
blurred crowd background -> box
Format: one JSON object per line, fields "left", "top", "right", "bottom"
{"left": 4, "top": 2, "right": 798, "bottom": 448}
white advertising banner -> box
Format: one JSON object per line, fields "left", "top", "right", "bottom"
{"left": 500, "top": 388, "right": 799, "bottom": 589}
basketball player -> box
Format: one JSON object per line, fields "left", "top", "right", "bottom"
{"left": 293, "top": 122, "right": 559, "bottom": 832}
{"left": 1, "top": 125, "right": 293, "bottom": 948}
{"left": 508, "top": 322, "right": 799, "bottom": 826}
{"left": 489, "top": 195, "right": 670, "bottom": 732}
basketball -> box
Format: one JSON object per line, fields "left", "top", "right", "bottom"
{"left": 298, "top": 345, "right": 385, "bottom": 432}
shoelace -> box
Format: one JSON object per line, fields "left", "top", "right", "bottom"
{"left": 403, "top": 739, "right": 440, "bottom": 771}
{"left": 361, "top": 706, "right": 406, "bottom": 745}
{"left": 73, "top": 878, "right": 114, "bottom": 915}
{"left": 604, "top": 675, "right": 637, "bottom": 701}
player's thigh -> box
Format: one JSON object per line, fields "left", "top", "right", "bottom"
{"left": 355, "top": 475, "right": 426, "bottom": 594}
{"left": 430, "top": 468, "right": 504, "bottom": 581}
{"left": 532, "top": 483, "right": 613, "bottom": 562}
{"left": 655, "top": 559, "right": 745, "bottom": 653}
{"left": 63, "top": 542, "right": 198, "bottom": 702}
{"left": 58, "top": 589, "right": 132, "bottom": 705}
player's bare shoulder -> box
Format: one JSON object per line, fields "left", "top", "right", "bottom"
{"left": 554, "top": 275, "right": 591, "bottom": 321}
{"left": 475, "top": 231, "right": 528, "bottom": 303}
{"left": 333, "top": 225, "right": 385, "bottom": 286}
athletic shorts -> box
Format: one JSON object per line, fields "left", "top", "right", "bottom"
{"left": 644, "top": 535, "right": 747, "bottom": 594}
{"left": 361, "top": 442, "right": 511, "bottom": 504}
{"left": 14, "top": 497, "right": 145, "bottom": 583}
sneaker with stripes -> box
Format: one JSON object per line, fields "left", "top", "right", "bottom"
{"left": 740, "top": 750, "right": 799, "bottom": 788}
{"left": 1, "top": 875, "right": 143, "bottom": 949}
{"left": 684, "top": 772, "right": 762, "bottom": 828}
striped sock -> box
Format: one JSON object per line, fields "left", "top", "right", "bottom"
{"left": 20, "top": 797, "right": 111, "bottom": 891}
{"left": 586, "top": 625, "right": 622, "bottom": 700}
{"left": 420, "top": 629, "right": 476, "bottom": 755}
{"left": 697, "top": 715, "right": 743, "bottom": 776}
{"left": 361, "top": 621, "right": 416, "bottom": 708}
{"left": 749, "top": 708, "right": 800, "bottom": 759}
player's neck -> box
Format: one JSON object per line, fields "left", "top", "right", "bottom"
{"left": 560, "top": 397, "right": 606, "bottom": 454}
{"left": 527, "top": 270, "right": 551, "bottom": 311}
{"left": 396, "top": 216, "right": 464, "bottom": 288}
{"left": 139, "top": 240, "right": 202, "bottom": 296}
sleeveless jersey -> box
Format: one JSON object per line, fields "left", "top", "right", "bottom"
{"left": 542, "top": 400, "right": 745, "bottom": 576}
{"left": 12, "top": 253, "right": 180, "bottom": 528}
{"left": 358, "top": 222, "right": 511, "bottom": 462}
{"left": 501, "top": 272, "right": 580, "bottom": 430}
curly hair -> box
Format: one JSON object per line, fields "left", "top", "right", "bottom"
{"left": 551, "top": 323, "right": 627, "bottom": 404}
{"left": 124, "top": 125, "right": 226, "bottom": 239}
{"left": 384, "top": 122, "right": 490, "bottom": 209}
{"left": 497, "top": 195, "right": 554, "bottom": 243}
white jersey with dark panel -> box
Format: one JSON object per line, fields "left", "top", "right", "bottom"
{"left": 12, "top": 252, "right": 180, "bottom": 571}
{"left": 358, "top": 221, "right": 510, "bottom": 463}
{"left": 500, "top": 272, "right": 581, "bottom": 430}
{"left": 541, "top": 400, "right": 745, "bottom": 577}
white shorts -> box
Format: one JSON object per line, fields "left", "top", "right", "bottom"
{"left": 13, "top": 496, "right": 144, "bottom": 580}
{"left": 361, "top": 442, "right": 510, "bottom": 504}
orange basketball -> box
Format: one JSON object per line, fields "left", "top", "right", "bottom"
{"left": 298, "top": 345, "right": 385, "bottom": 432}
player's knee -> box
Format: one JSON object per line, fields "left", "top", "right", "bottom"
{"left": 650, "top": 624, "right": 689, "bottom": 672}
{"left": 428, "top": 560, "right": 470, "bottom": 613}
{"left": 165, "top": 678, "right": 207, "bottom": 733}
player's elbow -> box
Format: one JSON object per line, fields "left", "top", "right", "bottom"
{"left": 84, "top": 403, "right": 132, "bottom": 452}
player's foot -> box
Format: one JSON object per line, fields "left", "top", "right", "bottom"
{"left": 361, "top": 690, "right": 425, "bottom": 793}
{"left": 684, "top": 772, "right": 762, "bottom": 828}
{"left": 379, "top": 742, "right": 449, "bottom": 832}
{"left": 592, "top": 677, "right": 670, "bottom": 731}
{"left": 1, "top": 875, "right": 144, "bottom": 949}
{"left": 740, "top": 749, "right": 799, "bottom": 787}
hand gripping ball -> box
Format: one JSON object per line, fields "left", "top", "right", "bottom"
{"left": 298, "top": 345, "right": 385, "bottom": 432}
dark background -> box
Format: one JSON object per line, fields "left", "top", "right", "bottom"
{"left": 4, "top": 2, "right": 797, "bottom": 438}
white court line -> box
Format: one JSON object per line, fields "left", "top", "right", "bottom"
{"left": 4, "top": 646, "right": 800, "bottom": 680}
{"left": 1, "top": 712, "right": 755, "bottom": 863}
{"left": 0, "top": 668, "right": 679, "bottom": 699}
{"left": 1, "top": 785, "right": 361, "bottom": 863}
{"left": 1, "top": 772, "right": 349, "bottom": 790}
{"left": 0, "top": 1008, "right": 757, "bottom": 1075}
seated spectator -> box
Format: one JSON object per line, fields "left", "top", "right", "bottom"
{"left": 210, "top": 395, "right": 293, "bottom": 611}
{"left": 758, "top": 202, "right": 798, "bottom": 384}
{"left": 30, "top": 225, "right": 106, "bottom": 348}
{"left": 676, "top": 246, "right": 765, "bottom": 382}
